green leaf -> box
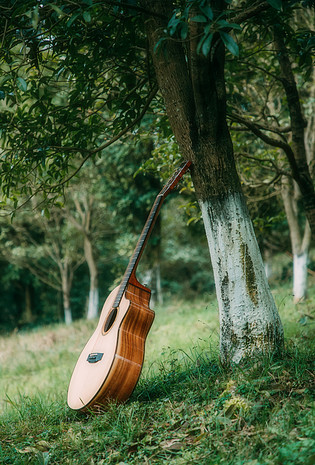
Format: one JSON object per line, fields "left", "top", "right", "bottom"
{"left": 201, "top": 33, "right": 213, "bottom": 57}
{"left": 266, "top": 0, "right": 282, "bottom": 10}
{"left": 220, "top": 31, "right": 239, "bottom": 56}
{"left": 227, "top": 23, "right": 242, "bottom": 31}
{"left": 154, "top": 37, "right": 167, "bottom": 54}
{"left": 50, "top": 4, "right": 64, "bottom": 17}
{"left": 16, "top": 77, "right": 27, "bottom": 92}
{"left": 168, "top": 11, "right": 180, "bottom": 35}
{"left": 191, "top": 15, "right": 207, "bottom": 23}
{"left": 180, "top": 22, "right": 188, "bottom": 40}
{"left": 31, "top": 6, "right": 39, "bottom": 29}
{"left": 42, "top": 208, "right": 50, "bottom": 219}
{"left": 197, "top": 37, "right": 204, "bottom": 55}
{"left": 200, "top": 6, "right": 213, "bottom": 20}
{"left": 83, "top": 11, "right": 91, "bottom": 22}
{"left": 217, "top": 19, "right": 232, "bottom": 29}
{"left": 169, "top": 19, "right": 180, "bottom": 36}
{"left": 67, "top": 12, "right": 80, "bottom": 27}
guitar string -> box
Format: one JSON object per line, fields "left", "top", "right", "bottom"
{"left": 112, "top": 162, "right": 190, "bottom": 309}
{"left": 112, "top": 195, "right": 163, "bottom": 308}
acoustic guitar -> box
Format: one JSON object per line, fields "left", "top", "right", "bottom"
{"left": 67, "top": 160, "right": 192, "bottom": 411}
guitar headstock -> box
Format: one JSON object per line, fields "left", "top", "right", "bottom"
{"left": 160, "top": 160, "right": 192, "bottom": 197}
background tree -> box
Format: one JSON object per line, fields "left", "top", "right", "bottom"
{"left": 61, "top": 160, "right": 116, "bottom": 320}
{"left": 227, "top": 4, "right": 315, "bottom": 301}
{"left": 0, "top": 202, "right": 84, "bottom": 324}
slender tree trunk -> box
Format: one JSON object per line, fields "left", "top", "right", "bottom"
{"left": 141, "top": 262, "right": 163, "bottom": 307}
{"left": 70, "top": 197, "right": 100, "bottom": 319}
{"left": 143, "top": 0, "right": 284, "bottom": 364}
{"left": 293, "top": 251, "right": 308, "bottom": 304}
{"left": 20, "top": 285, "right": 33, "bottom": 324}
{"left": 263, "top": 248, "right": 273, "bottom": 280}
{"left": 281, "top": 176, "right": 311, "bottom": 302}
{"left": 84, "top": 235, "right": 99, "bottom": 319}
{"left": 63, "top": 290, "right": 72, "bottom": 325}
{"left": 305, "top": 68, "right": 315, "bottom": 180}
{"left": 61, "top": 265, "right": 73, "bottom": 325}
{"left": 273, "top": 28, "right": 315, "bottom": 236}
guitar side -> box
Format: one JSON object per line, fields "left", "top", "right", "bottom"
{"left": 67, "top": 282, "right": 155, "bottom": 411}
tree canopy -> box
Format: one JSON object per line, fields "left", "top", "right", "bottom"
{"left": 1, "top": 1, "right": 313, "bottom": 210}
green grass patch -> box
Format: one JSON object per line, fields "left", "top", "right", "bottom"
{"left": 0, "top": 282, "right": 314, "bottom": 464}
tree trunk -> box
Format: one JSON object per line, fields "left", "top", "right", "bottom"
{"left": 70, "top": 196, "right": 100, "bottom": 319}
{"left": 143, "top": 0, "right": 284, "bottom": 364}
{"left": 19, "top": 285, "right": 34, "bottom": 325}
{"left": 84, "top": 235, "right": 99, "bottom": 320}
{"left": 201, "top": 192, "right": 283, "bottom": 363}
{"left": 61, "top": 265, "right": 73, "bottom": 325}
{"left": 64, "top": 305, "right": 72, "bottom": 325}
{"left": 293, "top": 251, "right": 308, "bottom": 304}
{"left": 263, "top": 248, "right": 273, "bottom": 280}
{"left": 273, "top": 28, "right": 315, "bottom": 236}
{"left": 305, "top": 68, "right": 315, "bottom": 180}
{"left": 141, "top": 263, "right": 163, "bottom": 307}
{"left": 155, "top": 263, "right": 163, "bottom": 305}
{"left": 281, "top": 176, "right": 311, "bottom": 302}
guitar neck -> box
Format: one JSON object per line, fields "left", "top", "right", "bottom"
{"left": 112, "top": 160, "right": 191, "bottom": 309}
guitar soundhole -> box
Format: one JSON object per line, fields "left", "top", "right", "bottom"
{"left": 103, "top": 307, "right": 118, "bottom": 333}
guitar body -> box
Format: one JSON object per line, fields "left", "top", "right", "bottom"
{"left": 67, "top": 161, "right": 191, "bottom": 411}
{"left": 67, "top": 280, "right": 154, "bottom": 411}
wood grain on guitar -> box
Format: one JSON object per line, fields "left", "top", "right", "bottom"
{"left": 67, "top": 161, "right": 191, "bottom": 411}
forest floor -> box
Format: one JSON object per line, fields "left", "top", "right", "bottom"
{"left": 0, "top": 280, "right": 314, "bottom": 465}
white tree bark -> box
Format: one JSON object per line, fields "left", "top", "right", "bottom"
{"left": 293, "top": 251, "right": 308, "bottom": 304}
{"left": 281, "top": 176, "right": 311, "bottom": 303}
{"left": 200, "top": 192, "right": 283, "bottom": 364}
{"left": 87, "top": 287, "right": 99, "bottom": 320}
{"left": 64, "top": 307, "right": 73, "bottom": 325}
{"left": 263, "top": 249, "right": 273, "bottom": 280}
{"left": 61, "top": 263, "right": 73, "bottom": 325}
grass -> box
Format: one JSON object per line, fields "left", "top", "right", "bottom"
{"left": 0, "top": 280, "right": 314, "bottom": 465}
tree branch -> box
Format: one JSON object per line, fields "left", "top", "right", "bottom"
{"left": 236, "top": 151, "right": 291, "bottom": 177}
{"left": 102, "top": 0, "right": 167, "bottom": 20}
{"left": 230, "top": 114, "right": 289, "bottom": 140}
{"left": 238, "top": 59, "right": 284, "bottom": 83}
{"left": 246, "top": 190, "right": 280, "bottom": 203}
{"left": 231, "top": 1, "right": 271, "bottom": 25}
{"left": 228, "top": 112, "right": 300, "bottom": 175}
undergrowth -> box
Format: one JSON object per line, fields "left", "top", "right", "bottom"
{"left": 0, "top": 283, "right": 314, "bottom": 464}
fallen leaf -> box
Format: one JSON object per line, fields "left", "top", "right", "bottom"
{"left": 17, "top": 446, "right": 38, "bottom": 454}
{"left": 36, "top": 440, "right": 50, "bottom": 452}
{"left": 160, "top": 438, "right": 184, "bottom": 451}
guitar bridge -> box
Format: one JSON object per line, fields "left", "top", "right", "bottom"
{"left": 87, "top": 352, "right": 104, "bottom": 363}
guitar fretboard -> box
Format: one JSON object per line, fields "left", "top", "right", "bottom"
{"left": 112, "top": 161, "right": 191, "bottom": 309}
{"left": 112, "top": 194, "right": 163, "bottom": 308}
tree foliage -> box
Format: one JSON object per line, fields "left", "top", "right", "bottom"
{"left": 0, "top": 0, "right": 158, "bottom": 205}
{"left": 1, "top": 1, "right": 313, "bottom": 208}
